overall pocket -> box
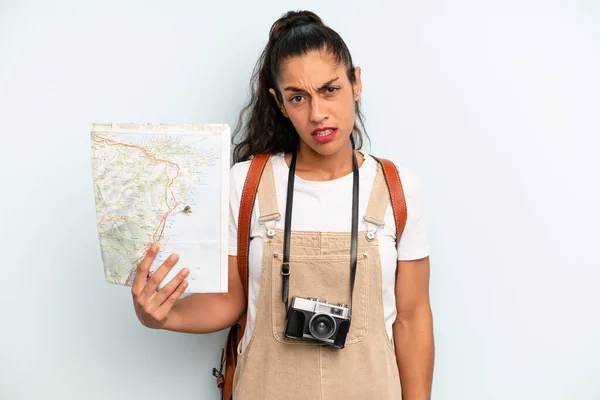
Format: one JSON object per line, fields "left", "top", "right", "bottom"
{"left": 271, "top": 253, "right": 370, "bottom": 344}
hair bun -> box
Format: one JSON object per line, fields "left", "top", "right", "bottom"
{"left": 269, "top": 10, "right": 324, "bottom": 42}
{"left": 282, "top": 10, "right": 323, "bottom": 29}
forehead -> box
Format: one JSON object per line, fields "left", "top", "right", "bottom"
{"left": 276, "top": 50, "right": 345, "bottom": 87}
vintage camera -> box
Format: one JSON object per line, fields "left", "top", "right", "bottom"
{"left": 284, "top": 296, "right": 351, "bottom": 349}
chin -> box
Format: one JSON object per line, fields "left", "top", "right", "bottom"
{"left": 301, "top": 136, "right": 353, "bottom": 157}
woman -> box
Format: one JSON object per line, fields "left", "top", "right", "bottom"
{"left": 132, "top": 10, "right": 434, "bottom": 399}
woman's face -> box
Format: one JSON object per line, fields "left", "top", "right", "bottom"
{"left": 270, "top": 50, "right": 362, "bottom": 157}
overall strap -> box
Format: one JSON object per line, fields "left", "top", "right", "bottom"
{"left": 364, "top": 163, "right": 389, "bottom": 228}
{"left": 257, "top": 156, "right": 281, "bottom": 224}
{"left": 365, "top": 156, "right": 408, "bottom": 245}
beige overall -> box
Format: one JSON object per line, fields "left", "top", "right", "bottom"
{"left": 233, "top": 157, "right": 402, "bottom": 399}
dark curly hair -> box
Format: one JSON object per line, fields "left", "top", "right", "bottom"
{"left": 231, "top": 10, "right": 368, "bottom": 163}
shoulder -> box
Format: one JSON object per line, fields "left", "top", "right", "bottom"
{"left": 394, "top": 164, "right": 423, "bottom": 199}
{"left": 230, "top": 158, "right": 252, "bottom": 179}
{"left": 229, "top": 153, "right": 285, "bottom": 196}
{"left": 230, "top": 153, "right": 284, "bottom": 179}
{"left": 228, "top": 159, "right": 252, "bottom": 202}
{"left": 389, "top": 163, "right": 426, "bottom": 218}
{"left": 366, "top": 154, "right": 424, "bottom": 198}
{"left": 367, "top": 155, "right": 426, "bottom": 220}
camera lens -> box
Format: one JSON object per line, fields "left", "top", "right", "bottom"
{"left": 309, "top": 314, "right": 336, "bottom": 340}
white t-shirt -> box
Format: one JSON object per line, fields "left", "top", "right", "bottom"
{"left": 228, "top": 152, "right": 430, "bottom": 351}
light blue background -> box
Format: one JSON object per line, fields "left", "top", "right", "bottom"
{"left": 1, "top": 1, "right": 599, "bottom": 399}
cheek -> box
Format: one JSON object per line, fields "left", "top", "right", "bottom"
{"left": 337, "top": 97, "right": 356, "bottom": 126}
{"left": 287, "top": 110, "right": 310, "bottom": 135}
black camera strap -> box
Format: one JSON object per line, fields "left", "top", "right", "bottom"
{"left": 281, "top": 150, "right": 360, "bottom": 311}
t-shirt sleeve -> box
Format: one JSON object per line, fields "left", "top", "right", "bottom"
{"left": 396, "top": 166, "right": 431, "bottom": 261}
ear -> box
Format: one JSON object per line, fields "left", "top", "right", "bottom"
{"left": 269, "top": 88, "right": 288, "bottom": 118}
{"left": 353, "top": 66, "right": 362, "bottom": 102}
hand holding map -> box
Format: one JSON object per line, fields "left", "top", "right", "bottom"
{"left": 90, "top": 123, "right": 230, "bottom": 293}
{"left": 131, "top": 243, "right": 189, "bottom": 329}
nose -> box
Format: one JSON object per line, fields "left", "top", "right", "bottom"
{"left": 309, "top": 98, "right": 327, "bottom": 123}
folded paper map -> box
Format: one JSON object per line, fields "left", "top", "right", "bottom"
{"left": 90, "top": 123, "right": 229, "bottom": 293}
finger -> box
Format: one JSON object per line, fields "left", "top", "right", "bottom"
{"left": 153, "top": 267, "right": 190, "bottom": 306}
{"left": 154, "top": 278, "right": 189, "bottom": 322}
{"left": 132, "top": 243, "right": 159, "bottom": 296}
{"left": 144, "top": 252, "right": 179, "bottom": 296}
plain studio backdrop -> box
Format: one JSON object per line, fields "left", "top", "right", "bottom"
{"left": 1, "top": 0, "right": 598, "bottom": 399}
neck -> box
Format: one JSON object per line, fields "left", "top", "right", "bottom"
{"left": 291, "top": 140, "right": 359, "bottom": 181}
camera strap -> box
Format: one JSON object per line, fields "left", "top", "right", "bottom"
{"left": 281, "top": 150, "right": 360, "bottom": 311}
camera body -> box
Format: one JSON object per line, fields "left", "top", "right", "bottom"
{"left": 284, "top": 296, "right": 351, "bottom": 349}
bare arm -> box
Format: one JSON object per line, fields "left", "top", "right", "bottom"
{"left": 162, "top": 255, "right": 246, "bottom": 333}
{"left": 393, "top": 256, "right": 434, "bottom": 400}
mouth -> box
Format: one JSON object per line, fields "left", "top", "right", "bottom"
{"left": 312, "top": 127, "right": 337, "bottom": 136}
{"left": 311, "top": 127, "right": 338, "bottom": 143}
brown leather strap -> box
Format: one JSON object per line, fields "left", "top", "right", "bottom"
{"left": 371, "top": 156, "right": 408, "bottom": 245}
{"left": 237, "top": 153, "right": 270, "bottom": 306}
{"left": 220, "top": 153, "right": 269, "bottom": 400}
{"left": 221, "top": 324, "right": 238, "bottom": 400}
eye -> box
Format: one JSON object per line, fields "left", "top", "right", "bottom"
{"left": 326, "top": 86, "right": 339, "bottom": 94}
{"left": 289, "top": 95, "right": 304, "bottom": 103}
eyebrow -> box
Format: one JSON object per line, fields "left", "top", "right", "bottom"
{"left": 283, "top": 77, "right": 340, "bottom": 92}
